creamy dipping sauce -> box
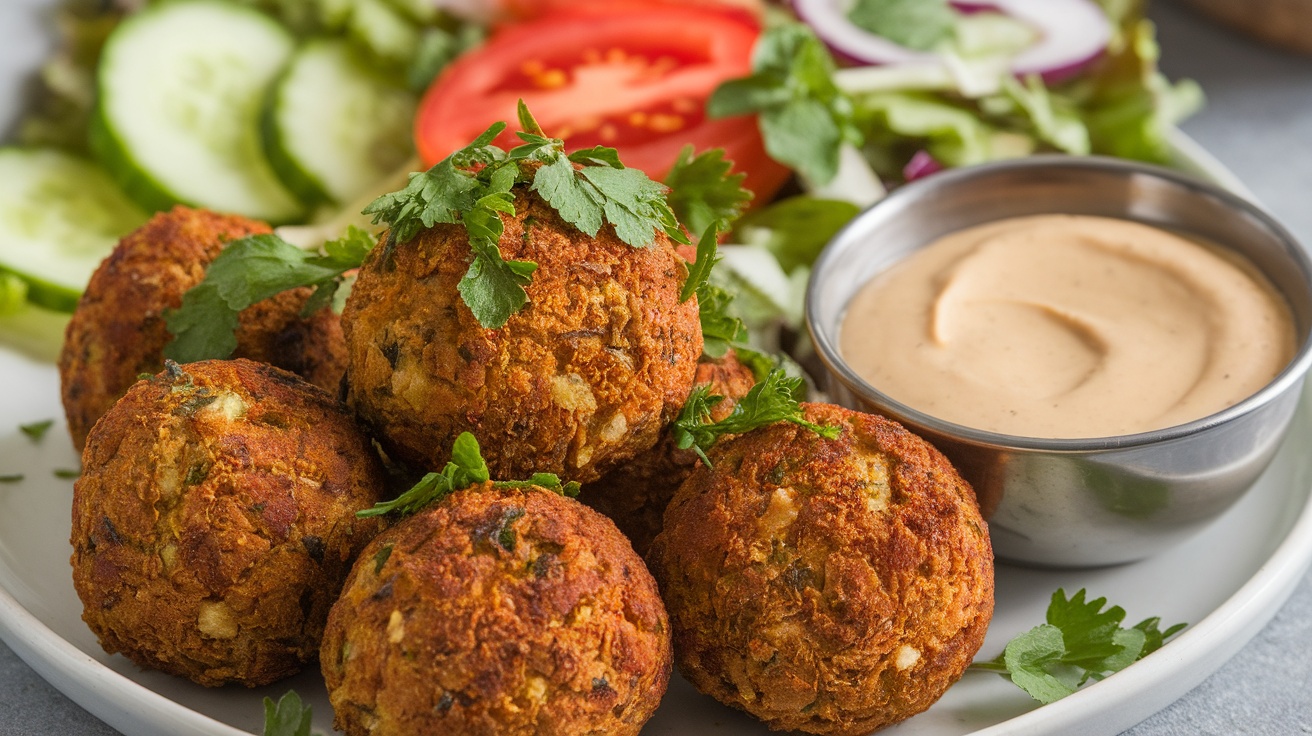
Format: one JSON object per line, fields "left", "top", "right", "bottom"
{"left": 839, "top": 214, "right": 1296, "bottom": 438}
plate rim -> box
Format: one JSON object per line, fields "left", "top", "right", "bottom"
{"left": 2, "top": 130, "right": 1309, "bottom": 736}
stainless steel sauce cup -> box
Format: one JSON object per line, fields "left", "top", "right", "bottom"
{"left": 806, "top": 156, "right": 1312, "bottom": 567}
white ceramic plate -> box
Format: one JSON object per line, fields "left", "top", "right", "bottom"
{"left": 3, "top": 300, "right": 1312, "bottom": 736}
{"left": 5, "top": 2, "right": 1312, "bottom": 735}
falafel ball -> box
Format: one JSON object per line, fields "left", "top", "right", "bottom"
{"left": 341, "top": 189, "right": 701, "bottom": 483}
{"left": 579, "top": 349, "right": 758, "bottom": 556}
{"left": 321, "top": 484, "right": 671, "bottom": 736}
{"left": 71, "top": 359, "right": 387, "bottom": 687}
{"left": 649, "top": 404, "right": 994, "bottom": 735}
{"left": 60, "top": 206, "right": 348, "bottom": 449}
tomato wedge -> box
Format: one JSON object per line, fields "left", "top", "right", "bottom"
{"left": 414, "top": 4, "right": 792, "bottom": 202}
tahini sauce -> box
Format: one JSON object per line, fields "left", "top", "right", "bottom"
{"left": 839, "top": 214, "right": 1295, "bottom": 438}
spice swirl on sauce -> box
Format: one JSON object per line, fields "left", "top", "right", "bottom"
{"left": 840, "top": 214, "right": 1296, "bottom": 438}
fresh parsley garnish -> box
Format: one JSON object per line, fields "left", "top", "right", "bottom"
{"left": 53, "top": 468, "right": 81, "bottom": 480}
{"left": 262, "top": 690, "right": 312, "bottom": 736}
{"left": 18, "top": 419, "right": 54, "bottom": 443}
{"left": 0, "top": 474, "right": 23, "bottom": 484}
{"left": 363, "top": 100, "right": 687, "bottom": 329}
{"left": 708, "top": 23, "right": 862, "bottom": 187}
{"left": 664, "top": 146, "right": 753, "bottom": 236}
{"left": 678, "top": 225, "right": 749, "bottom": 358}
{"left": 164, "top": 226, "right": 376, "bottom": 363}
{"left": 972, "top": 588, "right": 1186, "bottom": 704}
{"left": 697, "top": 282, "right": 748, "bottom": 360}
{"left": 357, "top": 431, "right": 580, "bottom": 518}
{"left": 673, "top": 369, "right": 840, "bottom": 466}
{"left": 847, "top": 0, "right": 957, "bottom": 52}
{"left": 681, "top": 226, "right": 720, "bottom": 304}
{"left": 678, "top": 224, "right": 748, "bottom": 359}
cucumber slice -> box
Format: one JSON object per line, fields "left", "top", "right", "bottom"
{"left": 0, "top": 148, "right": 148, "bottom": 312}
{"left": 263, "top": 39, "right": 416, "bottom": 205}
{"left": 93, "top": 0, "right": 306, "bottom": 224}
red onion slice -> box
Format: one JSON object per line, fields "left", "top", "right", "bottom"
{"left": 794, "top": 0, "right": 1111, "bottom": 84}
{"left": 903, "top": 150, "right": 944, "bottom": 181}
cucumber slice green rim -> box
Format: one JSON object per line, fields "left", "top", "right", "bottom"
{"left": 92, "top": 0, "right": 307, "bottom": 224}
{"left": 262, "top": 38, "right": 417, "bottom": 205}
{"left": 0, "top": 148, "right": 148, "bottom": 313}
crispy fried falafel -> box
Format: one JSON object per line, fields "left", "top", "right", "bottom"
{"left": 649, "top": 403, "right": 994, "bottom": 735}
{"left": 70, "top": 359, "right": 386, "bottom": 687}
{"left": 321, "top": 484, "right": 671, "bottom": 736}
{"left": 579, "top": 349, "right": 757, "bottom": 556}
{"left": 59, "top": 206, "right": 348, "bottom": 449}
{"left": 341, "top": 190, "right": 701, "bottom": 483}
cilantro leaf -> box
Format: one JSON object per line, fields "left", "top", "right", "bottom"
{"left": 847, "top": 0, "right": 957, "bottom": 52}
{"left": 363, "top": 100, "right": 690, "bottom": 328}
{"left": 533, "top": 155, "right": 605, "bottom": 237}
{"left": 579, "top": 166, "right": 686, "bottom": 247}
{"left": 457, "top": 189, "right": 538, "bottom": 328}
{"left": 262, "top": 690, "right": 312, "bottom": 736}
{"left": 364, "top": 158, "right": 482, "bottom": 245}
{"left": 664, "top": 146, "right": 752, "bottom": 236}
{"left": 681, "top": 226, "right": 719, "bottom": 303}
{"left": 357, "top": 432, "right": 579, "bottom": 518}
{"left": 672, "top": 369, "right": 840, "bottom": 467}
{"left": 19, "top": 419, "right": 54, "bottom": 443}
{"left": 972, "top": 588, "right": 1187, "bottom": 703}
{"left": 164, "top": 228, "right": 376, "bottom": 363}
{"left": 697, "top": 282, "right": 747, "bottom": 359}
{"left": 708, "top": 23, "right": 861, "bottom": 186}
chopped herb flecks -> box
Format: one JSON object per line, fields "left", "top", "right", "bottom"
{"left": 19, "top": 419, "right": 54, "bottom": 443}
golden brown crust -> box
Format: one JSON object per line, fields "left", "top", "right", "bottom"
{"left": 70, "top": 359, "right": 386, "bottom": 687}
{"left": 579, "top": 350, "right": 758, "bottom": 556}
{"left": 59, "top": 206, "right": 347, "bottom": 450}
{"left": 321, "top": 485, "right": 671, "bottom": 736}
{"left": 649, "top": 403, "right": 994, "bottom": 735}
{"left": 341, "top": 190, "right": 701, "bottom": 483}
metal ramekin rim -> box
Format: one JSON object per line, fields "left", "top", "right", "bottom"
{"left": 805, "top": 155, "right": 1312, "bottom": 453}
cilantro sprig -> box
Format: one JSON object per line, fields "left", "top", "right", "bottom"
{"left": 358, "top": 431, "right": 580, "bottom": 518}
{"left": 262, "top": 690, "right": 313, "bottom": 736}
{"left": 363, "top": 100, "right": 688, "bottom": 328}
{"left": 664, "top": 146, "right": 753, "bottom": 236}
{"left": 673, "top": 369, "right": 840, "bottom": 467}
{"left": 164, "top": 226, "right": 376, "bottom": 363}
{"left": 972, "top": 588, "right": 1186, "bottom": 703}
{"left": 708, "top": 23, "right": 862, "bottom": 186}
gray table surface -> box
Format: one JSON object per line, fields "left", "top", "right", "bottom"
{"left": 4, "top": 2, "right": 1312, "bottom": 735}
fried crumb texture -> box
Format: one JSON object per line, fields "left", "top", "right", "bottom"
{"left": 70, "top": 359, "right": 385, "bottom": 687}
{"left": 60, "top": 206, "right": 347, "bottom": 450}
{"left": 650, "top": 403, "right": 994, "bottom": 735}
{"left": 321, "top": 484, "right": 671, "bottom": 736}
{"left": 342, "top": 190, "right": 701, "bottom": 482}
{"left": 579, "top": 349, "right": 758, "bottom": 556}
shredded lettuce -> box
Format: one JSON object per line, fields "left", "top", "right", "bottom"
{"left": 837, "top": 0, "right": 1201, "bottom": 181}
